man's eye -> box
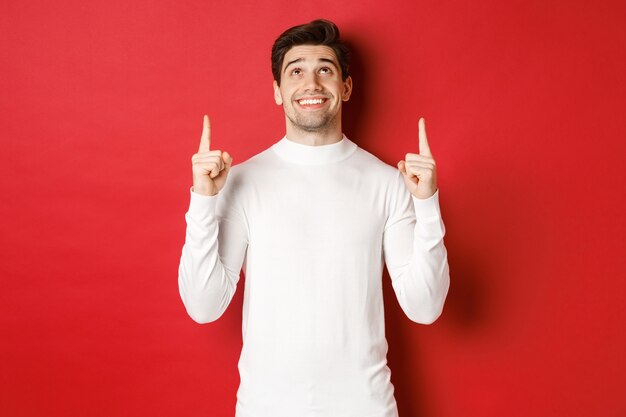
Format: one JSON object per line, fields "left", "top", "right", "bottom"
{"left": 319, "top": 67, "right": 332, "bottom": 74}
{"left": 291, "top": 68, "right": 302, "bottom": 75}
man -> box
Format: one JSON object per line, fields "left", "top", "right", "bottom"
{"left": 178, "top": 19, "right": 450, "bottom": 417}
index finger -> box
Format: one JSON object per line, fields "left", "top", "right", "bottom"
{"left": 418, "top": 117, "right": 432, "bottom": 157}
{"left": 198, "top": 114, "right": 211, "bottom": 152}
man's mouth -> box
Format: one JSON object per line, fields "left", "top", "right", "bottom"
{"left": 296, "top": 97, "right": 328, "bottom": 108}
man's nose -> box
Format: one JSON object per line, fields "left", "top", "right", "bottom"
{"left": 303, "top": 73, "right": 322, "bottom": 91}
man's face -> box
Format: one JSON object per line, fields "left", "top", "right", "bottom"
{"left": 273, "top": 45, "right": 352, "bottom": 134}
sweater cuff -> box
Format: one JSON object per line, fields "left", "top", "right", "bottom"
{"left": 187, "top": 186, "right": 219, "bottom": 220}
{"left": 411, "top": 189, "right": 442, "bottom": 219}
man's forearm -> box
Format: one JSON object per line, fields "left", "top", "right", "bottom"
{"left": 385, "top": 189, "right": 450, "bottom": 325}
{"left": 178, "top": 190, "right": 241, "bottom": 324}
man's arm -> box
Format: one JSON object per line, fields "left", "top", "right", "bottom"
{"left": 177, "top": 115, "right": 248, "bottom": 324}
{"left": 385, "top": 117, "right": 450, "bottom": 324}
{"left": 383, "top": 183, "right": 450, "bottom": 324}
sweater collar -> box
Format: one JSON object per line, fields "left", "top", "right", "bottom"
{"left": 271, "top": 134, "right": 357, "bottom": 165}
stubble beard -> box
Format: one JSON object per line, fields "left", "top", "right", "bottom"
{"left": 285, "top": 96, "right": 339, "bottom": 134}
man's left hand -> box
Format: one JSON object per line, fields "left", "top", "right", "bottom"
{"left": 397, "top": 117, "right": 438, "bottom": 199}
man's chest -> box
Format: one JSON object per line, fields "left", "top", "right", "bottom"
{"left": 245, "top": 170, "right": 388, "bottom": 252}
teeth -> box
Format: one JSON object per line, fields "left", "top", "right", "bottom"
{"left": 299, "top": 98, "right": 324, "bottom": 105}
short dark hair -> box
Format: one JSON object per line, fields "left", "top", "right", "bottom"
{"left": 271, "top": 19, "right": 350, "bottom": 85}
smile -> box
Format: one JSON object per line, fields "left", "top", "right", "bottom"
{"left": 296, "top": 97, "right": 328, "bottom": 109}
{"left": 298, "top": 98, "right": 326, "bottom": 105}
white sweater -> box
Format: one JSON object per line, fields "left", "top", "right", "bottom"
{"left": 178, "top": 135, "right": 450, "bottom": 417}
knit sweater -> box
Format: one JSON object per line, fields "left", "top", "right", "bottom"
{"left": 178, "top": 134, "right": 450, "bottom": 417}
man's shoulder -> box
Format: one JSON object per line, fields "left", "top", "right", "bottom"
{"left": 351, "top": 143, "right": 401, "bottom": 179}
{"left": 217, "top": 143, "right": 276, "bottom": 200}
{"left": 228, "top": 142, "right": 276, "bottom": 176}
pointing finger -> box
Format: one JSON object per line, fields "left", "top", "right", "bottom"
{"left": 418, "top": 117, "right": 432, "bottom": 157}
{"left": 199, "top": 114, "right": 211, "bottom": 153}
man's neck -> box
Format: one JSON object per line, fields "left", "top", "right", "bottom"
{"left": 284, "top": 122, "right": 343, "bottom": 146}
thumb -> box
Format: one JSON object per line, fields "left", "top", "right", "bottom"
{"left": 397, "top": 160, "right": 406, "bottom": 175}
{"left": 222, "top": 151, "right": 233, "bottom": 172}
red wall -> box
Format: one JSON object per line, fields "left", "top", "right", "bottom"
{"left": 1, "top": 1, "right": 624, "bottom": 416}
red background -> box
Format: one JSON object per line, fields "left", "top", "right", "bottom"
{"left": 1, "top": 0, "right": 625, "bottom": 416}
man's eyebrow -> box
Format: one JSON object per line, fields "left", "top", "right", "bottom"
{"left": 318, "top": 58, "right": 339, "bottom": 68}
{"left": 283, "top": 57, "right": 339, "bottom": 73}
{"left": 283, "top": 58, "right": 304, "bottom": 73}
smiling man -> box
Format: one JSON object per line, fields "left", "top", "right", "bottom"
{"left": 178, "top": 19, "right": 450, "bottom": 417}
{"left": 273, "top": 43, "right": 352, "bottom": 141}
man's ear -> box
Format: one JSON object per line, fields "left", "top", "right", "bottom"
{"left": 273, "top": 80, "right": 283, "bottom": 105}
{"left": 342, "top": 76, "right": 353, "bottom": 102}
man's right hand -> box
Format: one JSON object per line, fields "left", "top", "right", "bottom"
{"left": 192, "top": 115, "right": 233, "bottom": 196}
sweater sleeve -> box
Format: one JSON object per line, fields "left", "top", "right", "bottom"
{"left": 382, "top": 171, "right": 450, "bottom": 324}
{"left": 178, "top": 185, "right": 249, "bottom": 324}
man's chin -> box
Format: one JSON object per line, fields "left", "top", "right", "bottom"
{"left": 291, "top": 116, "right": 335, "bottom": 132}
{"left": 296, "top": 122, "right": 332, "bottom": 133}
